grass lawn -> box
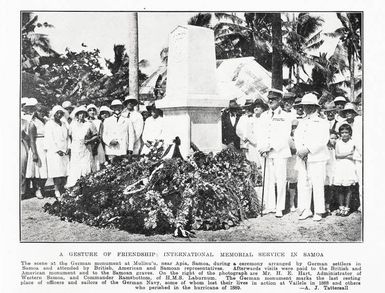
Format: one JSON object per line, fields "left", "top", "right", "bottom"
{"left": 21, "top": 196, "right": 362, "bottom": 242}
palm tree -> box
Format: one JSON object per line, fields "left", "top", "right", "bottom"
{"left": 282, "top": 13, "right": 324, "bottom": 85}
{"left": 128, "top": 12, "right": 139, "bottom": 103}
{"left": 326, "top": 13, "right": 361, "bottom": 101}
{"left": 271, "top": 13, "right": 283, "bottom": 90}
{"left": 188, "top": 13, "right": 212, "bottom": 27}
{"left": 311, "top": 52, "right": 348, "bottom": 101}
{"left": 213, "top": 13, "right": 272, "bottom": 70}
{"left": 22, "top": 12, "right": 57, "bottom": 71}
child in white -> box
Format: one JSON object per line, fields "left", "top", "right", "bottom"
{"left": 325, "top": 130, "right": 338, "bottom": 214}
{"left": 333, "top": 124, "right": 357, "bottom": 216}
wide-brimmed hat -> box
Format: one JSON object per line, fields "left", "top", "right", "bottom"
{"left": 333, "top": 96, "right": 347, "bottom": 104}
{"left": 99, "top": 106, "right": 113, "bottom": 114}
{"left": 87, "top": 104, "right": 98, "bottom": 112}
{"left": 62, "top": 100, "right": 73, "bottom": 109}
{"left": 267, "top": 88, "right": 284, "bottom": 99}
{"left": 300, "top": 93, "right": 320, "bottom": 106}
{"left": 340, "top": 102, "right": 358, "bottom": 116}
{"left": 51, "top": 105, "right": 65, "bottom": 117}
{"left": 253, "top": 98, "right": 269, "bottom": 111}
{"left": 123, "top": 95, "right": 139, "bottom": 106}
{"left": 72, "top": 105, "right": 88, "bottom": 117}
{"left": 323, "top": 101, "right": 336, "bottom": 112}
{"left": 24, "top": 98, "right": 38, "bottom": 107}
{"left": 111, "top": 99, "right": 123, "bottom": 107}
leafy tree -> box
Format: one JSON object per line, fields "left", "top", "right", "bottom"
{"left": 22, "top": 12, "right": 58, "bottom": 72}
{"left": 104, "top": 45, "right": 148, "bottom": 102}
{"left": 282, "top": 13, "right": 324, "bottom": 85}
{"left": 327, "top": 13, "right": 361, "bottom": 101}
{"left": 28, "top": 48, "right": 106, "bottom": 107}
{"left": 188, "top": 13, "right": 212, "bottom": 28}
{"left": 311, "top": 52, "right": 348, "bottom": 102}
{"left": 213, "top": 13, "right": 272, "bottom": 70}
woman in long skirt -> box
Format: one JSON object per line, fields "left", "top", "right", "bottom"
{"left": 45, "top": 105, "right": 70, "bottom": 198}
{"left": 21, "top": 114, "right": 30, "bottom": 197}
{"left": 87, "top": 104, "right": 106, "bottom": 171}
{"left": 66, "top": 106, "right": 98, "bottom": 188}
{"left": 25, "top": 99, "right": 48, "bottom": 198}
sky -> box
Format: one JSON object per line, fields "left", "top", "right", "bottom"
{"left": 34, "top": 12, "right": 342, "bottom": 77}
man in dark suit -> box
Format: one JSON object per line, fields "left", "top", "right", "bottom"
{"left": 221, "top": 99, "right": 242, "bottom": 150}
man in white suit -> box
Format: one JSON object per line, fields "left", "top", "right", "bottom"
{"left": 122, "top": 96, "right": 144, "bottom": 155}
{"left": 258, "top": 89, "right": 293, "bottom": 218}
{"left": 294, "top": 93, "right": 330, "bottom": 221}
{"left": 103, "top": 99, "right": 135, "bottom": 163}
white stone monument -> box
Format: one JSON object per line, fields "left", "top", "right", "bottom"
{"left": 156, "top": 25, "right": 228, "bottom": 158}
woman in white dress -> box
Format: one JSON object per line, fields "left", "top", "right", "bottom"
{"left": 45, "top": 105, "right": 70, "bottom": 198}
{"left": 66, "top": 106, "right": 98, "bottom": 188}
{"left": 25, "top": 98, "right": 48, "bottom": 199}
{"left": 87, "top": 104, "right": 106, "bottom": 171}
{"left": 141, "top": 108, "right": 164, "bottom": 155}
{"left": 21, "top": 102, "right": 31, "bottom": 197}
{"left": 247, "top": 99, "right": 269, "bottom": 169}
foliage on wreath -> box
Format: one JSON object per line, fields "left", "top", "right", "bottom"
{"left": 44, "top": 147, "right": 262, "bottom": 235}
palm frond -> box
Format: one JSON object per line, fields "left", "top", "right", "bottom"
{"left": 213, "top": 22, "right": 250, "bottom": 35}
{"left": 306, "top": 39, "right": 324, "bottom": 51}
{"left": 214, "top": 13, "right": 245, "bottom": 25}
{"left": 188, "top": 13, "right": 212, "bottom": 27}
{"left": 336, "top": 13, "right": 350, "bottom": 30}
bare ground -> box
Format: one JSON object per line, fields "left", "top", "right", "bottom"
{"left": 21, "top": 197, "right": 362, "bottom": 242}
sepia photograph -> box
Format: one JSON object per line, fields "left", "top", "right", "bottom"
{"left": 20, "top": 11, "right": 363, "bottom": 243}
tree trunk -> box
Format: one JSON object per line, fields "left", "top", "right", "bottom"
{"left": 350, "top": 54, "right": 355, "bottom": 102}
{"left": 128, "top": 12, "right": 139, "bottom": 108}
{"left": 295, "top": 64, "right": 301, "bottom": 84}
{"left": 271, "top": 13, "right": 283, "bottom": 90}
{"left": 288, "top": 66, "right": 293, "bottom": 86}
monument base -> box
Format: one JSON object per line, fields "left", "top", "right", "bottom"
{"left": 158, "top": 102, "right": 226, "bottom": 158}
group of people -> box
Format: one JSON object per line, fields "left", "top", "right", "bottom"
{"left": 221, "top": 89, "right": 362, "bottom": 220}
{"left": 21, "top": 96, "right": 164, "bottom": 199}
{"left": 21, "top": 90, "right": 362, "bottom": 221}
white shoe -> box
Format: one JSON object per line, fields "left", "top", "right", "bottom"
{"left": 275, "top": 210, "right": 283, "bottom": 218}
{"left": 299, "top": 209, "right": 313, "bottom": 220}
{"left": 313, "top": 214, "right": 322, "bottom": 221}
{"left": 290, "top": 206, "right": 297, "bottom": 213}
{"left": 35, "top": 189, "right": 43, "bottom": 199}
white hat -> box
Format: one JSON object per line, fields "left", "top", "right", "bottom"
{"left": 340, "top": 102, "right": 358, "bottom": 115}
{"left": 111, "top": 99, "right": 123, "bottom": 106}
{"left": 72, "top": 105, "right": 88, "bottom": 117}
{"left": 300, "top": 93, "right": 320, "bottom": 106}
{"left": 99, "top": 106, "right": 113, "bottom": 113}
{"left": 62, "top": 101, "right": 73, "bottom": 109}
{"left": 51, "top": 105, "right": 65, "bottom": 117}
{"left": 123, "top": 95, "right": 138, "bottom": 105}
{"left": 86, "top": 104, "right": 98, "bottom": 111}
{"left": 267, "top": 88, "right": 284, "bottom": 98}
{"left": 333, "top": 96, "right": 347, "bottom": 103}
{"left": 24, "top": 98, "right": 38, "bottom": 107}
{"left": 21, "top": 97, "right": 29, "bottom": 105}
